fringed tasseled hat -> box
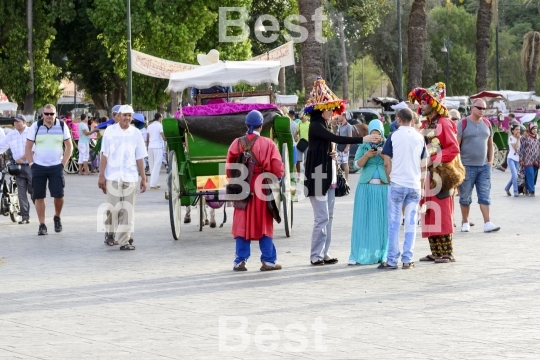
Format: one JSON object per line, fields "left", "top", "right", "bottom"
{"left": 408, "top": 82, "right": 448, "bottom": 117}
{"left": 303, "top": 77, "right": 346, "bottom": 115}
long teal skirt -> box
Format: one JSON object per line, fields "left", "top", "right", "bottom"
{"left": 349, "top": 183, "right": 389, "bottom": 265}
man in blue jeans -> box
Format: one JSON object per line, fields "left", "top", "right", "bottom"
{"left": 457, "top": 99, "right": 500, "bottom": 233}
{"left": 380, "top": 108, "right": 427, "bottom": 269}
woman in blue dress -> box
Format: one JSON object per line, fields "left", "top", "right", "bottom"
{"left": 348, "top": 120, "right": 389, "bottom": 265}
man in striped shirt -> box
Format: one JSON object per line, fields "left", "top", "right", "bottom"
{"left": 26, "top": 104, "right": 72, "bottom": 235}
{"left": 0, "top": 114, "right": 33, "bottom": 223}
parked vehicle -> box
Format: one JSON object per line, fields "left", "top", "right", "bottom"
{"left": 1, "top": 160, "right": 22, "bottom": 223}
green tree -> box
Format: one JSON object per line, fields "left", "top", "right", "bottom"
{"left": 424, "top": 5, "right": 477, "bottom": 95}
{"left": 86, "top": 0, "right": 252, "bottom": 110}
{"left": 0, "top": 0, "right": 74, "bottom": 112}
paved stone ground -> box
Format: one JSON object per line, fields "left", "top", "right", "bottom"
{"left": 1, "top": 167, "right": 540, "bottom": 359}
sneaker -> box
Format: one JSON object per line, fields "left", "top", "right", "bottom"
{"left": 38, "top": 223, "right": 48, "bottom": 235}
{"left": 260, "top": 261, "right": 282, "bottom": 271}
{"left": 514, "top": 194, "right": 519, "bottom": 197}
{"left": 506, "top": 189, "right": 511, "bottom": 196}
{"left": 18, "top": 219, "right": 30, "bottom": 224}
{"left": 484, "top": 222, "right": 500, "bottom": 233}
{"left": 461, "top": 222, "right": 470, "bottom": 232}
{"left": 53, "top": 216, "right": 62, "bottom": 233}
{"left": 233, "top": 261, "right": 247, "bottom": 271}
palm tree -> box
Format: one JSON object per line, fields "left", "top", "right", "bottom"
{"left": 407, "top": 0, "right": 427, "bottom": 92}
{"left": 299, "top": 0, "right": 323, "bottom": 94}
{"left": 521, "top": 31, "right": 540, "bottom": 91}
{"left": 475, "top": 0, "right": 493, "bottom": 92}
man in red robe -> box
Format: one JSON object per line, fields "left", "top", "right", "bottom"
{"left": 226, "top": 110, "right": 284, "bottom": 271}
{"left": 409, "top": 83, "right": 460, "bottom": 264}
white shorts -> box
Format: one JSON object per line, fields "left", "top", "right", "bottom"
{"left": 296, "top": 148, "right": 306, "bottom": 163}
{"left": 337, "top": 151, "right": 349, "bottom": 165}
{"left": 78, "top": 142, "right": 90, "bottom": 163}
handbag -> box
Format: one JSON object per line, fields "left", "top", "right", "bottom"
{"left": 297, "top": 138, "right": 308, "bottom": 152}
{"left": 335, "top": 167, "right": 350, "bottom": 197}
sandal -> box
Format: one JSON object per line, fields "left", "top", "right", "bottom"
{"left": 104, "top": 234, "right": 117, "bottom": 246}
{"left": 440, "top": 255, "right": 456, "bottom": 262}
{"left": 402, "top": 262, "right": 415, "bottom": 269}
{"left": 323, "top": 258, "right": 338, "bottom": 265}
{"left": 119, "top": 244, "right": 136, "bottom": 250}
{"left": 377, "top": 262, "right": 398, "bottom": 270}
{"left": 434, "top": 257, "right": 450, "bottom": 263}
{"left": 311, "top": 260, "right": 324, "bottom": 266}
{"left": 419, "top": 255, "right": 436, "bottom": 261}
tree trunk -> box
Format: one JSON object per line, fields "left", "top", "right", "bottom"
{"left": 91, "top": 93, "right": 107, "bottom": 111}
{"left": 475, "top": 0, "right": 492, "bottom": 92}
{"left": 24, "top": 0, "right": 34, "bottom": 117}
{"left": 337, "top": 13, "right": 348, "bottom": 101}
{"left": 299, "top": 0, "right": 323, "bottom": 94}
{"left": 522, "top": 32, "right": 540, "bottom": 91}
{"left": 407, "top": 0, "right": 427, "bottom": 92}
{"left": 279, "top": 68, "right": 286, "bottom": 94}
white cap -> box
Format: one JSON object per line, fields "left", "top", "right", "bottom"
{"left": 118, "top": 105, "right": 134, "bottom": 114}
{"left": 391, "top": 101, "right": 408, "bottom": 110}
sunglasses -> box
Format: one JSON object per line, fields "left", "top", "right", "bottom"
{"left": 43, "top": 112, "right": 55, "bottom": 116}
{"left": 473, "top": 106, "right": 486, "bottom": 111}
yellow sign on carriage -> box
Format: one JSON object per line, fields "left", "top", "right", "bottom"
{"left": 196, "top": 175, "right": 228, "bottom": 190}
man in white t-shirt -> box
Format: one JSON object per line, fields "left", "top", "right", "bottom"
{"left": 98, "top": 105, "right": 147, "bottom": 250}
{"left": 26, "top": 104, "right": 73, "bottom": 236}
{"left": 146, "top": 113, "right": 166, "bottom": 189}
{"left": 381, "top": 108, "right": 427, "bottom": 269}
{"left": 493, "top": 99, "right": 507, "bottom": 113}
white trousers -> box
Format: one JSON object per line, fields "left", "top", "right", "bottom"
{"left": 148, "top": 148, "right": 163, "bottom": 187}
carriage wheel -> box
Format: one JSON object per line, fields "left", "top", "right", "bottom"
{"left": 64, "top": 156, "right": 79, "bottom": 174}
{"left": 64, "top": 140, "right": 79, "bottom": 174}
{"left": 281, "top": 144, "right": 293, "bottom": 237}
{"left": 168, "top": 151, "right": 182, "bottom": 240}
{"left": 493, "top": 143, "right": 506, "bottom": 167}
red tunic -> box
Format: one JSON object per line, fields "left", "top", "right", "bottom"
{"left": 419, "top": 117, "right": 460, "bottom": 238}
{"left": 226, "top": 134, "right": 284, "bottom": 240}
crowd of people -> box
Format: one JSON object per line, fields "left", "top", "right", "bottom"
{"left": 0, "top": 77, "right": 514, "bottom": 269}
{"left": 0, "top": 104, "right": 166, "bottom": 243}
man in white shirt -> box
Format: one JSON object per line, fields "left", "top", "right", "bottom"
{"left": 493, "top": 99, "right": 507, "bottom": 113}
{"left": 0, "top": 114, "right": 33, "bottom": 224}
{"left": 98, "top": 105, "right": 147, "bottom": 250}
{"left": 26, "top": 104, "right": 72, "bottom": 235}
{"left": 381, "top": 108, "right": 427, "bottom": 269}
{"left": 146, "top": 113, "right": 166, "bottom": 189}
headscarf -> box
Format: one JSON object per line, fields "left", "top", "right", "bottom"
{"left": 368, "top": 119, "right": 385, "bottom": 144}
{"left": 526, "top": 122, "right": 538, "bottom": 138}
{"left": 245, "top": 110, "right": 263, "bottom": 134}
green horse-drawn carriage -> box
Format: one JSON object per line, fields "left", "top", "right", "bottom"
{"left": 163, "top": 61, "right": 295, "bottom": 240}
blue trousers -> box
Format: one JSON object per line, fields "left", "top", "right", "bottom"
{"left": 235, "top": 236, "right": 277, "bottom": 265}
{"left": 525, "top": 166, "right": 538, "bottom": 194}
{"left": 387, "top": 183, "right": 420, "bottom": 267}
{"left": 505, "top": 159, "right": 519, "bottom": 195}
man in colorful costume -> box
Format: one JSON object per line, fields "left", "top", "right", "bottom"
{"left": 409, "top": 82, "right": 462, "bottom": 264}
{"left": 226, "top": 110, "right": 284, "bottom": 271}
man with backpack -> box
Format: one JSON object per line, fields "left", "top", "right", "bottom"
{"left": 226, "top": 110, "right": 284, "bottom": 272}
{"left": 25, "top": 104, "right": 72, "bottom": 235}
{"left": 457, "top": 99, "right": 500, "bottom": 233}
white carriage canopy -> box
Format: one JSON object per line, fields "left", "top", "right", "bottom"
{"left": 165, "top": 61, "right": 282, "bottom": 93}
{"left": 470, "top": 90, "right": 540, "bottom": 103}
